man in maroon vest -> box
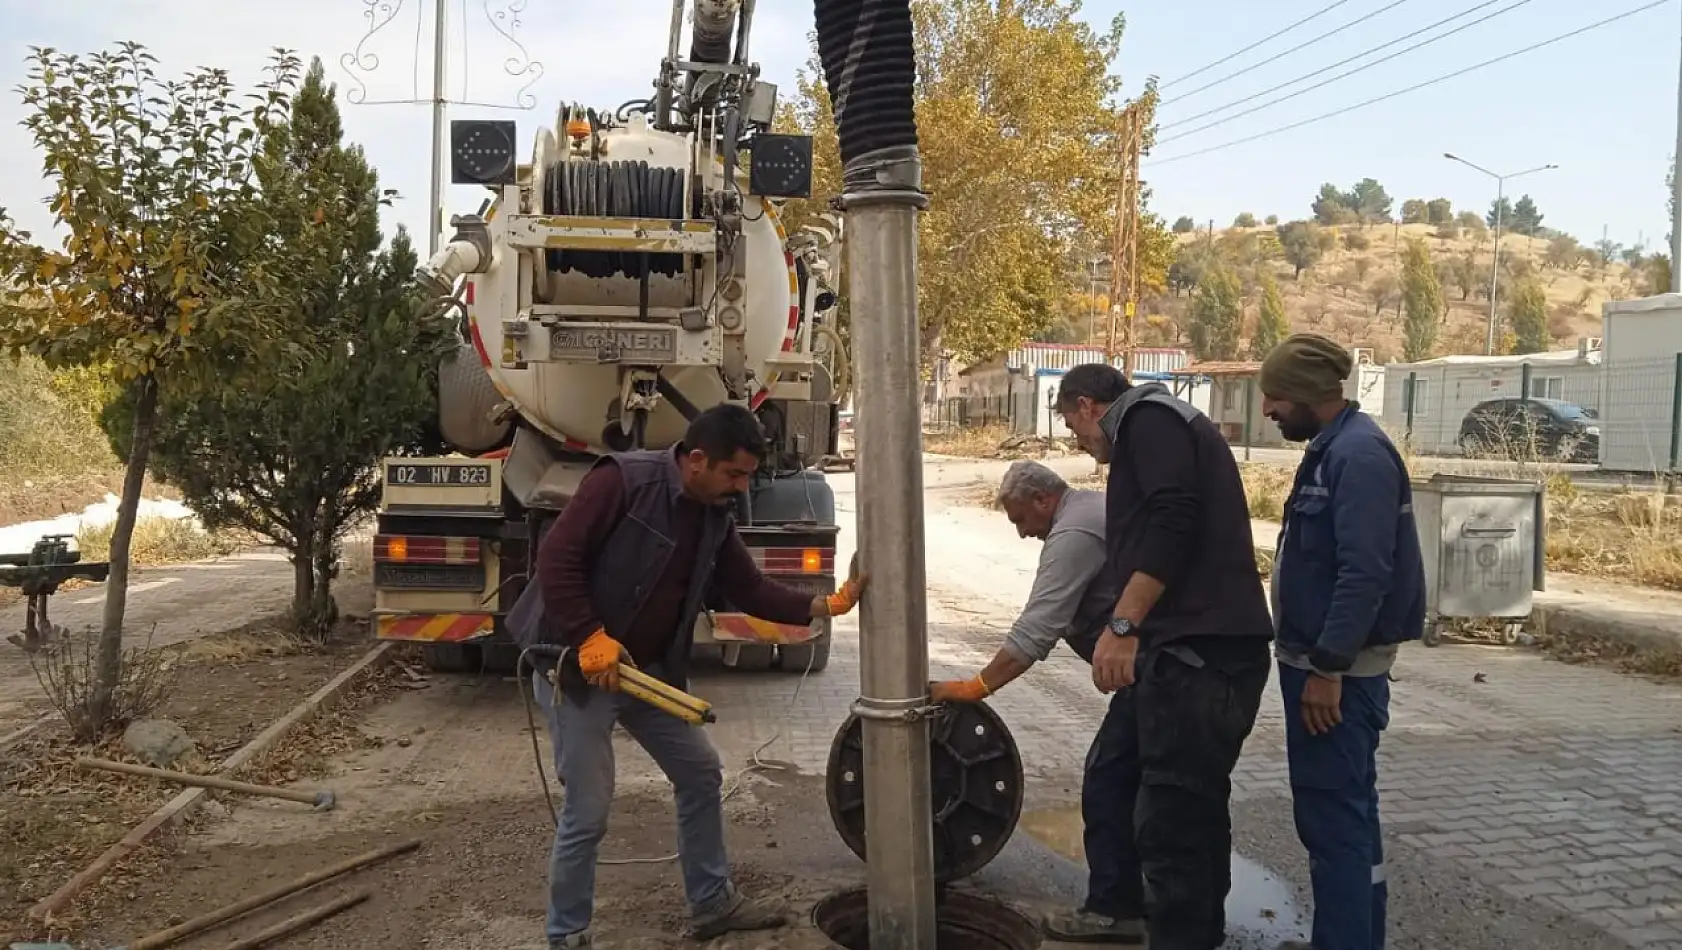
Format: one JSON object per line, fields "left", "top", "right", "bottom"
{"left": 530, "top": 404, "right": 866, "bottom": 949}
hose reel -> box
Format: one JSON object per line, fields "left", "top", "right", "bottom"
{"left": 539, "top": 158, "right": 689, "bottom": 281}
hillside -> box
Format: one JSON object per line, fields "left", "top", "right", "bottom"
{"left": 1135, "top": 221, "right": 1648, "bottom": 363}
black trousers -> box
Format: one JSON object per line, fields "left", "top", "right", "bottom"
{"left": 1081, "top": 639, "right": 1270, "bottom": 950}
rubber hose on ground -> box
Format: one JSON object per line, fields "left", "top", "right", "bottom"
{"left": 813, "top": 0, "right": 918, "bottom": 169}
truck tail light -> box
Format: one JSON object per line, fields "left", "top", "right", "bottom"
{"left": 373, "top": 535, "right": 481, "bottom": 565}
{"left": 755, "top": 547, "right": 833, "bottom": 574}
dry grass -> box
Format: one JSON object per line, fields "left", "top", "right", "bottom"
{"left": 924, "top": 423, "right": 1016, "bottom": 458}
{"left": 1240, "top": 460, "right": 1682, "bottom": 592}
{"left": 0, "top": 356, "right": 117, "bottom": 485}
{"left": 73, "top": 515, "right": 239, "bottom": 567}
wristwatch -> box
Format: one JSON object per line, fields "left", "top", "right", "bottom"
{"left": 1106, "top": 616, "right": 1136, "bottom": 639}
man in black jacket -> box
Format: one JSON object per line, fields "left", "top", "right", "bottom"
{"left": 1046, "top": 363, "right": 1274, "bottom": 949}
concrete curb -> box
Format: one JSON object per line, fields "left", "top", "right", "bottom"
{"left": 1532, "top": 600, "right": 1682, "bottom": 655}
{"left": 23, "top": 640, "right": 396, "bottom": 929}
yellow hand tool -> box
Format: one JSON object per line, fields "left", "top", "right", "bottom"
{"left": 543, "top": 656, "right": 717, "bottom": 725}
{"left": 618, "top": 664, "right": 717, "bottom": 724}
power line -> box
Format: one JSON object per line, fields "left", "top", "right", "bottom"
{"left": 1147, "top": 0, "right": 1671, "bottom": 168}
{"left": 1159, "top": 0, "right": 1361, "bottom": 90}
{"left": 1162, "top": 0, "right": 1415, "bottom": 106}
{"left": 1159, "top": 0, "right": 1537, "bottom": 141}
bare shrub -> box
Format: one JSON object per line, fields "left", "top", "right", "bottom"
{"left": 30, "top": 626, "right": 178, "bottom": 743}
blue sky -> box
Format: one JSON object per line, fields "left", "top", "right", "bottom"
{"left": 1, "top": 0, "right": 1677, "bottom": 251}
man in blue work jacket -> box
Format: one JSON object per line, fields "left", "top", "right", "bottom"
{"left": 1259, "top": 334, "right": 1425, "bottom": 950}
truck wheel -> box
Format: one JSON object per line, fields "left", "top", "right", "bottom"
{"left": 727, "top": 644, "right": 776, "bottom": 671}
{"left": 422, "top": 643, "right": 481, "bottom": 672}
{"left": 779, "top": 635, "right": 831, "bottom": 674}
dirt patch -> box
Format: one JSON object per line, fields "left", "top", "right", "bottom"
{"left": 926, "top": 425, "right": 1081, "bottom": 461}
{"left": 74, "top": 780, "right": 840, "bottom": 950}
{"left": 0, "top": 621, "right": 399, "bottom": 939}
{"left": 0, "top": 471, "right": 128, "bottom": 528}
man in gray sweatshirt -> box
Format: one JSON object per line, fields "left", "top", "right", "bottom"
{"left": 929, "top": 460, "right": 1114, "bottom": 705}
{"left": 930, "top": 461, "right": 1144, "bottom": 940}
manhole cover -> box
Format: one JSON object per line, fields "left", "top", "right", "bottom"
{"left": 812, "top": 886, "right": 1041, "bottom": 950}
{"left": 825, "top": 701, "right": 1024, "bottom": 883}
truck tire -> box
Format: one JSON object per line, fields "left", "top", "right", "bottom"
{"left": 779, "top": 635, "right": 831, "bottom": 674}
{"left": 422, "top": 643, "right": 481, "bottom": 673}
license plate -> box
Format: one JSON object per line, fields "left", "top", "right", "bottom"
{"left": 385, "top": 462, "right": 494, "bottom": 487}
{"left": 551, "top": 326, "right": 676, "bottom": 363}
{"left": 375, "top": 564, "right": 485, "bottom": 591}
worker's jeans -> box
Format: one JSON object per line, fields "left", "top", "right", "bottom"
{"left": 532, "top": 671, "right": 734, "bottom": 940}
{"left": 1279, "top": 664, "right": 1390, "bottom": 950}
{"left": 1082, "top": 643, "right": 1269, "bottom": 950}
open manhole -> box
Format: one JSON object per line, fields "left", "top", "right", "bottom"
{"left": 826, "top": 701, "right": 1024, "bottom": 882}
{"left": 812, "top": 887, "right": 1042, "bottom": 950}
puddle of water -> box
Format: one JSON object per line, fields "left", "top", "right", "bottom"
{"left": 1019, "top": 806, "right": 1308, "bottom": 942}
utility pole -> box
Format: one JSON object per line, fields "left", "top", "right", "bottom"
{"left": 428, "top": 0, "right": 448, "bottom": 255}
{"left": 1673, "top": 0, "right": 1682, "bottom": 293}
{"left": 339, "top": 0, "right": 542, "bottom": 255}
{"left": 1107, "top": 101, "right": 1143, "bottom": 374}
{"left": 1444, "top": 152, "right": 1557, "bottom": 354}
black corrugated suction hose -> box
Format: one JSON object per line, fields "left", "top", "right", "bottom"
{"left": 814, "top": 0, "right": 919, "bottom": 171}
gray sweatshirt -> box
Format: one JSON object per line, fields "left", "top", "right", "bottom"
{"left": 1003, "top": 489, "right": 1109, "bottom": 664}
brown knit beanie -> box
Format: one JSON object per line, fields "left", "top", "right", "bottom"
{"left": 1259, "top": 333, "right": 1354, "bottom": 404}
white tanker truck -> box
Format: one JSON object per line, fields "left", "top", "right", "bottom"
{"left": 371, "top": 0, "right": 849, "bottom": 674}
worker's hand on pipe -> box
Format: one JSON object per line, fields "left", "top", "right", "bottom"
{"left": 817, "top": 556, "right": 870, "bottom": 617}
{"left": 929, "top": 675, "right": 992, "bottom": 704}
{"left": 1091, "top": 630, "right": 1138, "bottom": 694}
{"left": 1300, "top": 673, "right": 1343, "bottom": 736}
{"left": 578, "top": 629, "right": 631, "bottom": 691}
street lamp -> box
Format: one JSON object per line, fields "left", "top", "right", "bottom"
{"left": 1444, "top": 153, "right": 1558, "bottom": 355}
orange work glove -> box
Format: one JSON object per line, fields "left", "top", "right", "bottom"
{"left": 822, "top": 554, "right": 871, "bottom": 617}
{"left": 577, "top": 629, "right": 629, "bottom": 691}
{"left": 929, "top": 675, "right": 993, "bottom": 704}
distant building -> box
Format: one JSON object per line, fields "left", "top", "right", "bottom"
{"left": 1166, "top": 348, "right": 1385, "bottom": 450}
{"left": 1601, "top": 295, "right": 1682, "bottom": 473}
{"left": 944, "top": 344, "right": 1190, "bottom": 434}
{"left": 1379, "top": 342, "right": 1602, "bottom": 457}
{"left": 1170, "top": 361, "right": 1283, "bottom": 447}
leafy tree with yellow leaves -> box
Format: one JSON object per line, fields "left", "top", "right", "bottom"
{"left": 0, "top": 44, "right": 303, "bottom": 737}
{"left": 776, "top": 0, "right": 1172, "bottom": 365}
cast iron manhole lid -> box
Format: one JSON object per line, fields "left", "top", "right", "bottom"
{"left": 825, "top": 701, "right": 1025, "bottom": 883}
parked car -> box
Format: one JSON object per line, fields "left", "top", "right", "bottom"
{"left": 1457, "top": 397, "right": 1600, "bottom": 463}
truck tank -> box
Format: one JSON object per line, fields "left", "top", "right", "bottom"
{"left": 439, "top": 110, "right": 813, "bottom": 459}
{"left": 380, "top": 0, "right": 847, "bottom": 675}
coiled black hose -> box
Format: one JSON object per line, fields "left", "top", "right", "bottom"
{"left": 814, "top": 0, "right": 919, "bottom": 172}
{"left": 541, "top": 159, "right": 687, "bottom": 280}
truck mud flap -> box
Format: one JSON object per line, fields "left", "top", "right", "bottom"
{"left": 376, "top": 613, "right": 496, "bottom": 643}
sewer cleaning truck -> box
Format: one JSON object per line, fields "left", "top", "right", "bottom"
{"left": 369, "top": 0, "right": 848, "bottom": 674}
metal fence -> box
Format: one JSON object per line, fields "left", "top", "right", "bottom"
{"left": 924, "top": 395, "right": 1035, "bottom": 431}
{"left": 1393, "top": 352, "right": 1682, "bottom": 474}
